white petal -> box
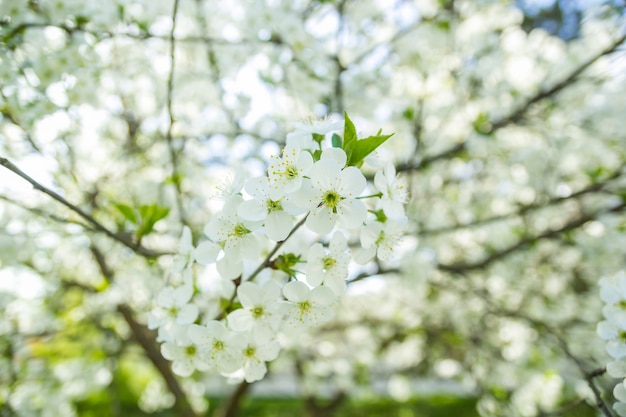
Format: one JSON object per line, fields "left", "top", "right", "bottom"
{"left": 257, "top": 341, "right": 281, "bottom": 362}
{"left": 187, "top": 324, "right": 211, "bottom": 345}
{"left": 177, "top": 304, "right": 199, "bottom": 325}
{"left": 179, "top": 226, "right": 193, "bottom": 252}
{"left": 338, "top": 166, "right": 366, "bottom": 196}
{"left": 607, "top": 360, "right": 626, "bottom": 378}
{"left": 239, "top": 235, "right": 261, "bottom": 259}
{"left": 217, "top": 255, "right": 243, "bottom": 280}
{"left": 244, "top": 360, "right": 268, "bottom": 383}
{"left": 309, "top": 158, "right": 342, "bottom": 191}
{"left": 381, "top": 199, "right": 406, "bottom": 219}
{"left": 329, "top": 231, "right": 347, "bottom": 251}
{"left": 172, "top": 358, "right": 194, "bottom": 377}
{"left": 616, "top": 382, "right": 626, "bottom": 403}
{"left": 307, "top": 243, "right": 325, "bottom": 262}
{"left": 173, "top": 285, "right": 194, "bottom": 306}
{"left": 156, "top": 287, "right": 175, "bottom": 308}
{"left": 321, "top": 147, "right": 347, "bottom": 167}
{"left": 283, "top": 281, "right": 309, "bottom": 302}
{"left": 598, "top": 320, "right": 617, "bottom": 340}
{"left": 607, "top": 340, "right": 626, "bottom": 359}
{"left": 244, "top": 176, "right": 270, "bottom": 200}
{"left": 238, "top": 199, "right": 268, "bottom": 222}
{"left": 227, "top": 309, "right": 254, "bottom": 332}
{"left": 310, "top": 286, "right": 336, "bottom": 305}
{"left": 265, "top": 210, "right": 293, "bottom": 241}
{"left": 360, "top": 222, "right": 382, "bottom": 248}
{"left": 306, "top": 263, "right": 325, "bottom": 287}
{"left": 297, "top": 150, "right": 314, "bottom": 173}
{"left": 161, "top": 342, "right": 181, "bottom": 361}
{"left": 237, "top": 282, "right": 259, "bottom": 307}
{"left": 259, "top": 280, "right": 282, "bottom": 304}
{"left": 306, "top": 207, "right": 336, "bottom": 235}
{"left": 194, "top": 241, "right": 220, "bottom": 264}
{"left": 337, "top": 199, "right": 367, "bottom": 229}
{"left": 324, "top": 274, "right": 347, "bottom": 296}
{"left": 354, "top": 246, "right": 376, "bottom": 264}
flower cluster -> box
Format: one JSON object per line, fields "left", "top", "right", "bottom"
{"left": 597, "top": 270, "right": 626, "bottom": 416}
{"left": 148, "top": 115, "right": 408, "bottom": 382}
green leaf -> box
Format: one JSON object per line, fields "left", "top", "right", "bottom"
{"left": 346, "top": 133, "right": 394, "bottom": 167}
{"left": 136, "top": 204, "right": 170, "bottom": 239}
{"left": 331, "top": 133, "right": 342, "bottom": 148}
{"left": 342, "top": 112, "right": 358, "bottom": 164}
{"left": 114, "top": 203, "right": 138, "bottom": 225}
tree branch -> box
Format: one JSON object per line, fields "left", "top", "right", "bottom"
{"left": 164, "top": 0, "right": 187, "bottom": 228}
{"left": 438, "top": 201, "right": 626, "bottom": 273}
{"left": 214, "top": 381, "right": 251, "bottom": 417}
{"left": 396, "top": 34, "right": 626, "bottom": 174}
{"left": 0, "top": 156, "right": 167, "bottom": 258}
{"left": 420, "top": 167, "right": 624, "bottom": 236}
{"left": 89, "top": 245, "right": 198, "bottom": 417}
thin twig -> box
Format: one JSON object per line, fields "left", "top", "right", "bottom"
{"left": 396, "top": 34, "right": 626, "bottom": 174}
{"left": 438, "top": 201, "right": 626, "bottom": 273}
{"left": 420, "top": 167, "right": 624, "bottom": 236}
{"left": 164, "top": 0, "right": 188, "bottom": 228}
{"left": 0, "top": 156, "right": 166, "bottom": 258}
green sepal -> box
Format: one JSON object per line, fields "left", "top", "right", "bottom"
{"left": 331, "top": 133, "right": 342, "bottom": 148}
{"left": 370, "top": 209, "right": 388, "bottom": 223}
{"left": 312, "top": 133, "right": 325, "bottom": 144}
{"left": 273, "top": 253, "right": 302, "bottom": 277}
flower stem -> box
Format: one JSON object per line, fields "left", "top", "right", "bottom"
{"left": 356, "top": 192, "right": 382, "bottom": 200}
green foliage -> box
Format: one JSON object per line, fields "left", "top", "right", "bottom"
{"left": 472, "top": 113, "right": 492, "bottom": 134}
{"left": 273, "top": 253, "right": 302, "bottom": 277}
{"left": 207, "top": 395, "right": 480, "bottom": 417}
{"left": 114, "top": 202, "right": 170, "bottom": 241}
{"left": 342, "top": 113, "right": 393, "bottom": 167}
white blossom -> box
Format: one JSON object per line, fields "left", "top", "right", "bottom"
{"left": 306, "top": 232, "right": 350, "bottom": 295}
{"left": 282, "top": 281, "right": 336, "bottom": 330}
{"left": 374, "top": 163, "right": 409, "bottom": 219}
{"left": 295, "top": 148, "right": 367, "bottom": 235}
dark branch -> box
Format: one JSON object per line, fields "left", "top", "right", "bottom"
{"left": 89, "top": 245, "right": 198, "bottom": 417}
{"left": 421, "top": 167, "right": 624, "bottom": 236}
{"left": 438, "top": 201, "right": 626, "bottom": 273}
{"left": 0, "top": 156, "right": 167, "bottom": 258}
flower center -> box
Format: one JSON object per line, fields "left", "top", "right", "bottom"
{"left": 244, "top": 346, "right": 257, "bottom": 358}
{"left": 267, "top": 199, "right": 283, "bottom": 212}
{"left": 298, "top": 301, "right": 312, "bottom": 315}
{"left": 322, "top": 190, "right": 342, "bottom": 212}
{"left": 286, "top": 165, "right": 299, "bottom": 179}
{"left": 185, "top": 345, "right": 197, "bottom": 356}
{"left": 322, "top": 256, "right": 336, "bottom": 270}
{"left": 252, "top": 306, "right": 264, "bottom": 319}
{"left": 213, "top": 340, "right": 225, "bottom": 351}
{"left": 231, "top": 223, "right": 250, "bottom": 237}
